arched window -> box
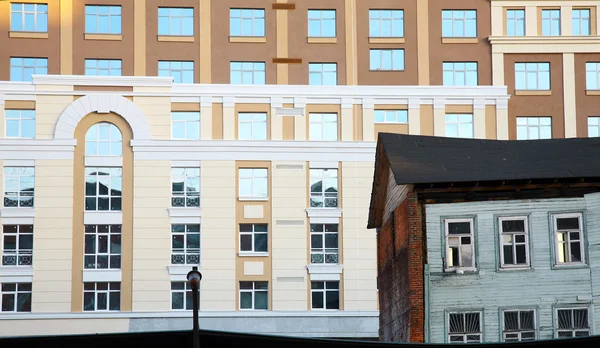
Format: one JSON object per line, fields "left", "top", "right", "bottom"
{"left": 85, "top": 122, "right": 122, "bottom": 156}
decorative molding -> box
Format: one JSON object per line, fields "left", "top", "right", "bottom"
{"left": 270, "top": 96, "right": 283, "bottom": 108}
{"left": 1, "top": 217, "right": 34, "bottom": 225}
{"left": 306, "top": 208, "right": 343, "bottom": 219}
{"left": 3, "top": 159, "right": 35, "bottom": 166}
{"left": 84, "top": 211, "right": 122, "bottom": 225}
{"left": 0, "top": 266, "right": 34, "bottom": 283}
{"left": 341, "top": 98, "right": 353, "bottom": 109}
{"left": 272, "top": 3, "right": 295, "bottom": 10}
{"left": 200, "top": 96, "right": 213, "bottom": 108}
{"left": 433, "top": 98, "right": 446, "bottom": 109}
{"left": 473, "top": 99, "right": 487, "bottom": 110}
{"left": 0, "top": 208, "right": 35, "bottom": 218}
{"left": 32, "top": 75, "right": 173, "bottom": 87}
{"left": 294, "top": 97, "right": 307, "bottom": 109}
{"left": 223, "top": 96, "right": 235, "bottom": 108}
{"left": 306, "top": 264, "right": 344, "bottom": 281}
{"left": 272, "top": 58, "right": 302, "bottom": 64}
{"left": 274, "top": 107, "right": 304, "bottom": 117}
{"left": 82, "top": 269, "right": 122, "bottom": 282}
{"left": 408, "top": 98, "right": 420, "bottom": 109}
{"left": 167, "top": 264, "right": 201, "bottom": 277}
{"left": 497, "top": 98, "right": 509, "bottom": 110}
{"left": 362, "top": 98, "right": 374, "bottom": 110}
{"left": 0, "top": 139, "right": 75, "bottom": 160}
{"left": 239, "top": 252, "right": 269, "bottom": 257}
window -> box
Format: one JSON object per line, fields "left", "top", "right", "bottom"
{"left": 553, "top": 213, "right": 585, "bottom": 265}
{"left": 2, "top": 225, "right": 33, "bottom": 266}
{"left": 448, "top": 312, "right": 482, "bottom": 343}
{"left": 83, "top": 282, "right": 120, "bottom": 311}
{"left": 506, "top": 9, "right": 525, "bottom": 36}
{"left": 1, "top": 283, "right": 32, "bottom": 312}
{"left": 499, "top": 217, "right": 529, "bottom": 268}
{"left": 238, "top": 168, "right": 268, "bottom": 199}
{"left": 85, "top": 168, "right": 122, "bottom": 211}
{"left": 586, "top": 62, "right": 600, "bottom": 90}
{"left": 311, "top": 281, "right": 339, "bottom": 310}
{"left": 239, "top": 281, "right": 268, "bottom": 310}
{"left": 230, "top": 9, "right": 265, "bottom": 37}
{"left": 515, "top": 62, "right": 550, "bottom": 91}
{"left": 84, "top": 225, "right": 121, "bottom": 269}
{"left": 541, "top": 9, "right": 561, "bottom": 36}
{"left": 369, "top": 9, "right": 404, "bottom": 37}
{"left": 374, "top": 110, "right": 408, "bottom": 124}
{"left": 588, "top": 117, "right": 600, "bottom": 137}
{"left": 171, "top": 112, "right": 200, "bottom": 140}
{"left": 308, "top": 10, "right": 336, "bottom": 37}
{"left": 85, "top": 123, "right": 122, "bottom": 156}
{"left": 309, "top": 168, "right": 338, "bottom": 208}
{"left": 158, "top": 7, "right": 194, "bottom": 36}
{"left": 5, "top": 110, "right": 35, "bottom": 139}
{"left": 556, "top": 308, "right": 590, "bottom": 337}
{"left": 230, "top": 62, "right": 266, "bottom": 85}
{"left": 85, "top": 59, "right": 122, "bottom": 76}
{"left": 444, "top": 219, "right": 475, "bottom": 270}
{"left": 10, "top": 57, "right": 47, "bottom": 82}
{"left": 171, "top": 282, "right": 196, "bottom": 310}
{"left": 158, "top": 61, "right": 194, "bottom": 84}
{"left": 573, "top": 9, "right": 591, "bottom": 36}
{"left": 309, "top": 113, "right": 338, "bottom": 141}
{"left": 3, "top": 167, "right": 34, "bottom": 208}
{"left": 443, "top": 62, "right": 478, "bottom": 86}
{"left": 309, "top": 63, "right": 337, "bottom": 85}
{"left": 445, "top": 114, "right": 474, "bottom": 139}
{"left": 503, "top": 309, "right": 536, "bottom": 341}
{"left": 238, "top": 113, "right": 267, "bottom": 140}
{"left": 516, "top": 117, "right": 552, "bottom": 140}
{"left": 239, "top": 224, "right": 268, "bottom": 253}
{"left": 310, "top": 224, "right": 339, "bottom": 264}
{"left": 442, "top": 10, "right": 477, "bottom": 37}
{"left": 85, "top": 5, "right": 121, "bottom": 34}
{"left": 171, "top": 168, "right": 200, "bottom": 207}
{"left": 10, "top": 3, "right": 48, "bottom": 32}
{"left": 370, "top": 49, "right": 404, "bottom": 71}
{"left": 171, "top": 224, "right": 200, "bottom": 265}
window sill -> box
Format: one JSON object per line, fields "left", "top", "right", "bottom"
{"left": 369, "top": 68, "right": 405, "bottom": 72}
{"left": 0, "top": 266, "right": 34, "bottom": 282}
{"left": 229, "top": 36, "right": 266, "bottom": 43}
{"left": 238, "top": 197, "right": 268, "bottom": 202}
{"left": 514, "top": 90, "right": 552, "bottom": 96}
{"left": 84, "top": 211, "right": 122, "bottom": 225}
{"left": 552, "top": 264, "right": 589, "bottom": 270}
{"left": 441, "top": 37, "right": 478, "bottom": 44}
{"left": 9, "top": 31, "right": 48, "bottom": 39}
{"left": 586, "top": 90, "right": 600, "bottom": 96}
{"left": 498, "top": 266, "right": 533, "bottom": 272}
{"left": 444, "top": 268, "right": 478, "bottom": 275}
{"left": 82, "top": 269, "right": 121, "bottom": 282}
{"left": 238, "top": 252, "right": 269, "bottom": 257}
{"left": 306, "top": 208, "right": 342, "bottom": 223}
{"left": 157, "top": 35, "right": 195, "bottom": 42}
{"left": 0, "top": 207, "right": 35, "bottom": 219}
{"left": 368, "top": 37, "right": 405, "bottom": 44}
{"left": 84, "top": 33, "right": 123, "bottom": 41}
{"left": 307, "top": 37, "right": 338, "bottom": 44}
{"left": 307, "top": 264, "right": 343, "bottom": 281}
{"left": 168, "top": 264, "right": 201, "bottom": 276}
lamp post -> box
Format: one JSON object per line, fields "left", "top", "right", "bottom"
{"left": 187, "top": 266, "right": 202, "bottom": 348}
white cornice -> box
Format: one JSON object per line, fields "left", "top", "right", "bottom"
{"left": 0, "top": 139, "right": 76, "bottom": 160}
{"left": 32, "top": 75, "right": 174, "bottom": 87}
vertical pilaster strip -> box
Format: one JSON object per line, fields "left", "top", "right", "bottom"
{"left": 473, "top": 100, "right": 486, "bottom": 139}
{"left": 60, "top": 0, "right": 73, "bottom": 74}
{"left": 362, "top": 98, "right": 375, "bottom": 141}
{"left": 433, "top": 99, "right": 446, "bottom": 137}
{"left": 133, "top": 0, "right": 146, "bottom": 76}
{"left": 276, "top": 0, "right": 289, "bottom": 84}
{"left": 496, "top": 100, "right": 509, "bottom": 140}
{"left": 344, "top": 0, "right": 357, "bottom": 85}
{"left": 597, "top": 6, "right": 600, "bottom": 35}
{"left": 490, "top": 5, "right": 503, "bottom": 36}
{"left": 563, "top": 53, "right": 577, "bottom": 138}
{"left": 408, "top": 98, "right": 421, "bottom": 135}
{"left": 200, "top": 0, "right": 212, "bottom": 83}
{"left": 200, "top": 96, "right": 213, "bottom": 140}
{"left": 525, "top": 6, "right": 537, "bottom": 36}
{"left": 271, "top": 97, "right": 283, "bottom": 140}
{"left": 222, "top": 97, "right": 235, "bottom": 140}
{"left": 294, "top": 99, "right": 307, "bottom": 140}
{"left": 561, "top": 6, "right": 573, "bottom": 36}
{"left": 341, "top": 99, "right": 353, "bottom": 141}
{"left": 492, "top": 51, "right": 505, "bottom": 86}
{"left": 416, "top": 0, "right": 430, "bottom": 85}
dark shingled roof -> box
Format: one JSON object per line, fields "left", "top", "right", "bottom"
{"left": 379, "top": 133, "right": 600, "bottom": 185}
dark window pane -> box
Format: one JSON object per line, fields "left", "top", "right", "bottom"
{"left": 254, "top": 224, "right": 267, "bottom": 233}
{"left": 504, "top": 311, "right": 518, "bottom": 330}
{"left": 311, "top": 292, "right": 324, "bottom": 309}
{"left": 325, "top": 233, "right": 338, "bottom": 248}
{"left": 325, "top": 291, "right": 339, "bottom": 309}
{"left": 254, "top": 234, "right": 268, "bottom": 252}
{"left": 1, "top": 294, "right": 14, "bottom": 311}
{"left": 239, "top": 224, "right": 252, "bottom": 233}
{"left": 185, "top": 289, "right": 194, "bottom": 310}
{"left": 240, "top": 292, "right": 252, "bottom": 309}
{"left": 557, "top": 217, "right": 580, "bottom": 230}
{"left": 83, "top": 292, "right": 95, "bottom": 311}
{"left": 239, "top": 282, "right": 252, "bottom": 290}
{"left": 16, "top": 293, "right": 31, "bottom": 312}
{"left": 240, "top": 235, "right": 252, "bottom": 251}
{"left": 172, "top": 292, "right": 183, "bottom": 310}
{"left": 109, "top": 291, "right": 120, "bottom": 310}
{"left": 311, "top": 281, "right": 324, "bottom": 290}
{"left": 110, "top": 255, "right": 121, "bottom": 269}
{"left": 502, "top": 219, "right": 525, "bottom": 232}
{"left": 571, "top": 242, "right": 582, "bottom": 262}
{"left": 503, "top": 245, "right": 514, "bottom": 264}
{"left": 516, "top": 245, "right": 527, "bottom": 264}
{"left": 254, "top": 291, "right": 268, "bottom": 309}
{"left": 448, "top": 222, "right": 471, "bottom": 234}
{"left": 18, "top": 283, "right": 31, "bottom": 292}
{"left": 97, "top": 293, "right": 107, "bottom": 310}
{"left": 520, "top": 311, "right": 535, "bottom": 330}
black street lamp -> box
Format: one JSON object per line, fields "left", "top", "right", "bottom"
{"left": 187, "top": 266, "right": 202, "bottom": 348}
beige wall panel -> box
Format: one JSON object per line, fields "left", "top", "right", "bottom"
{"left": 0, "top": 107, "right": 4, "bottom": 137}
{"left": 474, "top": 107, "right": 486, "bottom": 139}
{"left": 561, "top": 6, "right": 573, "bottom": 36}
{"left": 433, "top": 107, "right": 446, "bottom": 136}
{"left": 341, "top": 107, "right": 353, "bottom": 141}
{"left": 35, "top": 95, "right": 74, "bottom": 139}
{"left": 133, "top": 97, "right": 171, "bottom": 140}
{"left": 0, "top": 319, "right": 130, "bottom": 337}
{"left": 408, "top": 107, "right": 420, "bottom": 135}
{"left": 492, "top": 53, "right": 505, "bottom": 86}
{"left": 525, "top": 6, "right": 538, "bottom": 36}
{"left": 271, "top": 111, "right": 283, "bottom": 140}
{"left": 496, "top": 108, "right": 509, "bottom": 140}
{"left": 491, "top": 6, "right": 503, "bottom": 36}
{"left": 562, "top": 53, "right": 577, "bottom": 138}
{"left": 201, "top": 105, "right": 213, "bottom": 140}
{"left": 362, "top": 108, "right": 374, "bottom": 141}
{"left": 294, "top": 115, "right": 306, "bottom": 140}
{"left": 222, "top": 107, "right": 235, "bottom": 140}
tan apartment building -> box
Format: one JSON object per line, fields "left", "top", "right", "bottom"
{"left": 0, "top": 0, "right": 596, "bottom": 340}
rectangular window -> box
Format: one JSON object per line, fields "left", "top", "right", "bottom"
{"left": 84, "top": 225, "right": 121, "bottom": 270}
{"left": 445, "top": 114, "right": 474, "bottom": 139}
{"left": 239, "top": 281, "right": 268, "bottom": 310}
{"left": 541, "top": 9, "right": 561, "bottom": 36}
{"left": 309, "top": 63, "right": 337, "bottom": 86}
{"left": 369, "top": 9, "right": 404, "bottom": 37}
{"left": 308, "top": 10, "right": 336, "bottom": 37}
{"left": 588, "top": 117, "right": 600, "bottom": 137}
{"left": 10, "top": 3, "right": 48, "bottom": 32}
{"left": 239, "top": 224, "right": 268, "bottom": 253}
{"left": 158, "top": 61, "right": 194, "bottom": 84}
{"left": 444, "top": 218, "right": 475, "bottom": 270}
{"left": 515, "top": 62, "right": 550, "bottom": 91}
{"left": 309, "top": 113, "right": 338, "bottom": 141}
{"left": 171, "top": 282, "right": 195, "bottom": 310}
{"left": 3, "top": 167, "right": 35, "bottom": 208}
{"left": 171, "top": 112, "right": 200, "bottom": 140}
{"left": 1, "top": 225, "right": 33, "bottom": 266}
{"left": 374, "top": 110, "right": 408, "bottom": 124}
{"left": 10, "top": 57, "right": 47, "bottom": 82}
{"left": 230, "top": 62, "right": 266, "bottom": 85}
{"left": 309, "top": 168, "right": 338, "bottom": 208}
{"left": 556, "top": 308, "right": 590, "bottom": 337}
{"left": 1, "top": 283, "right": 32, "bottom": 312}
{"left": 506, "top": 9, "right": 525, "bottom": 36}
{"left": 586, "top": 62, "right": 600, "bottom": 90}
{"left": 572, "top": 9, "right": 591, "bottom": 36}
{"left": 552, "top": 213, "right": 585, "bottom": 265}
{"left": 171, "top": 167, "right": 200, "bottom": 207}
{"left": 85, "top": 5, "right": 122, "bottom": 34}
{"left": 171, "top": 224, "right": 200, "bottom": 265}
{"left": 503, "top": 309, "right": 536, "bottom": 341}
{"left": 5, "top": 110, "right": 35, "bottom": 139}
{"left": 230, "top": 8, "right": 265, "bottom": 37}
{"left": 85, "top": 167, "right": 122, "bottom": 211}
{"left": 85, "top": 59, "right": 122, "bottom": 76}
{"left": 370, "top": 49, "right": 404, "bottom": 71}
{"left": 442, "top": 10, "right": 477, "bottom": 37}
{"left": 310, "top": 224, "right": 339, "bottom": 264}
{"left": 83, "top": 282, "right": 120, "bottom": 311}
{"left": 158, "top": 7, "right": 194, "bottom": 36}
{"left": 499, "top": 217, "right": 529, "bottom": 268}
{"left": 311, "top": 281, "right": 339, "bottom": 310}
{"left": 238, "top": 113, "right": 267, "bottom": 140}
{"left": 516, "top": 117, "right": 552, "bottom": 140}
{"left": 448, "top": 312, "right": 482, "bottom": 343}
{"left": 238, "top": 168, "right": 268, "bottom": 199}
{"left": 443, "top": 62, "right": 478, "bottom": 86}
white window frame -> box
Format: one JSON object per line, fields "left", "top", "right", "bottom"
{"left": 84, "top": 224, "right": 122, "bottom": 270}
{"left": 309, "top": 113, "right": 338, "bottom": 141}
{"left": 5, "top": 109, "right": 35, "bottom": 139}
{"left": 374, "top": 110, "right": 408, "bottom": 124}
{"left": 84, "top": 167, "right": 123, "bottom": 212}
{"left": 170, "top": 224, "right": 200, "bottom": 265}
{"left": 588, "top": 117, "right": 600, "bottom": 137}
{"left": 444, "top": 218, "right": 476, "bottom": 271}
{"left": 10, "top": 3, "right": 48, "bottom": 32}
{"left": 85, "top": 122, "right": 123, "bottom": 156}
{"left": 369, "top": 9, "right": 404, "bottom": 38}
{"left": 158, "top": 7, "right": 194, "bottom": 36}
{"left": 239, "top": 281, "right": 268, "bottom": 310}
{"left": 0, "top": 282, "right": 32, "bottom": 312}
{"left": 443, "top": 62, "right": 478, "bottom": 86}
{"left": 10, "top": 57, "right": 48, "bottom": 82}
{"left": 83, "top": 282, "right": 120, "bottom": 312}
{"left": 310, "top": 281, "right": 340, "bottom": 310}
{"left": 1, "top": 224, "right": 34, "bottom": 267}
{"left": 586, "top": 62, "right": 600, "bottom": 91}
{"left": 238, "top": 168, "right": 268, "bottom": 199}
{"left": 502, "top": 309, "right": 537, "bottom": 342}
{"left": 445, "top": 114, "right": 474, "bottom": 139}
{"left": 171, "top": 112, "right": 200, "bottom": 140}
{"left": 515, "top": 62, "right": 550, "bottom": 91}
{"left": 369, "top": 49, "right": 405, "bottom": 71}
{"left": 516, "top": 117, "right": 552, "bottom": 140}
{"left": 170, "top": 281, "right": 194, "bottom": 311}
{"left": 239, "top": 224, "right": 268, "bottom": 253}
{"left": 3, "top": 167, "right": 35, "bottom": 208}
{"left": 447, "top": 311, "right": 483, "bottom": 343}
{"left": 85, "top": 5, "right": 122, "bottom": 34}
{"left": 158, "top": 61, "right": 194, "bottom": 84}
{"left": 84, "top": 59, "right": 122, "bottom": 76}
{"left": 171, "top": 167, "right": 200, "bottom": 207}
{"left": 230, "top": 62, "right": 266, "bottom": 85}
{"left": 552, "top": 213, "right": 586, "bottom": 266}
{"left": 308, "top": 63, "right": 337, "bottom": 86}
{"left": 310, "top": 223, "right": 339, "bottom": 264}
{"left": 308, "top": 9, "right": 336, "bottom": 37}
{"left": 498, "top": 217, "right": 530, "bottom": 269}
{"left": 442, "top": 10, "right": 477, "bottom": 38}
{"left": 237, "top": 112, "right": 268, "bottom": 140}
{"left": 555, "top": 307, "right": 591, "bottom": 338}
{"left": 541, "top": 9, "right": 561, "bottom": 36}
{"left": 230, "top": 8, "right": 265, "bottom": 37}
{"left": 309, "top": 168, "right": 338, "bottom": 208}
{"left": 506, "top": 9, "right": 525, "bottom": 36}
{"left": 572, "top": 9, "right": 591, "bottom": 36}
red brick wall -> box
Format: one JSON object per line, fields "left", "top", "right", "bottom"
{"left": 377, "top": 190, "right": 425, "bottom": 342}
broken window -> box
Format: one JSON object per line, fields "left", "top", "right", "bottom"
{"left": 448, "top": 311, "right": 482, "bottom": 343}
{"left": 556, "top": 308, "right": 590, "bottom": 337}
{"left": 499, "top": 217, "right": 529, "bottom": 268}
{"left": 553, "top": 213, "right": 585, "bottom": 265}
{"left": 445, "top": 219, "right": 475, "bottom": 270}
{"left": 503, "top": 309, "right": 536, "bottom": 341}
